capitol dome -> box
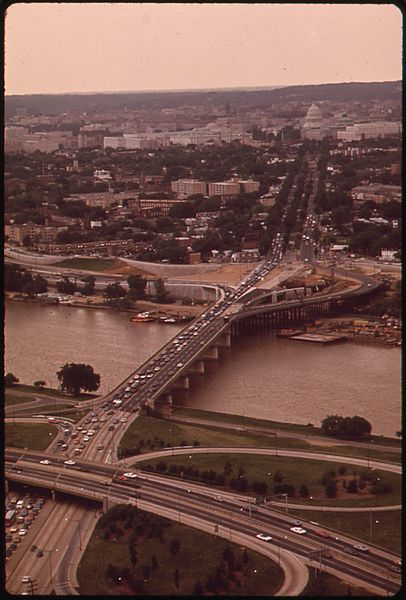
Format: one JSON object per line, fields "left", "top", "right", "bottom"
{"left": 303, "top": 103, "right": 323, "bottom": 128}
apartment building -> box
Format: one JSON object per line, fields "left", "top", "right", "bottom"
{"left": 171, "top": 179, "right": 207, "bottom": 199}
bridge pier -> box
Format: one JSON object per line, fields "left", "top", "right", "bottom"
{"left": 188, "top": 360, "right": 205, "bottom": 375}
{"left": 154, "top": 393, "right": 173, "bottom": 417}
{"left": 216, "top": 331, "right": 231, "bottom": 348}
{"left": 172, "top": 376, "right": 190, "bottom": 390}
{"left": 202, "top": 345, "right": 219, "bottom": 360}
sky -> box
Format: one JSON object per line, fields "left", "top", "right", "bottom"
{"left": 4, "top": 2, "right": 403, "bottom": 96}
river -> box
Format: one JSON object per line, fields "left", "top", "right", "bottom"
{"left": 4, "top": 300, "right": 401, "bottom": 437}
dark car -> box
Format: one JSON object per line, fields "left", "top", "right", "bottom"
{"left": 30, "top": 544, "right": 37, "bottom": 552}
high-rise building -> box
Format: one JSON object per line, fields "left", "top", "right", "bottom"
{"left": 171, "top": 179, "right": 207, "bottom": 198}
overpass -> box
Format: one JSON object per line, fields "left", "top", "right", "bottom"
{"left": 5, "top": 448, "right": 401, "bottom": 597}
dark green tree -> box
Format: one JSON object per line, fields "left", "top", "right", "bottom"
{"left": 5, "top": 372, "right": 19, "bottom": 386}
{"left": 127, "top": 274, "right": 147, "bottom": 300}
{"left": 104, "top": 282, "right": 126, "bottom": 298}
{"left": 57, "top": 363, "right": 100, "bottom": 395}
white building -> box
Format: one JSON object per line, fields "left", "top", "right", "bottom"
{"left": 171, "top": 179, "right": 207, "bottom": 198}
{"left": 337, "top": 121, "right": 401, "bottom": 141}
{"left": 94, "top": 169, "right": 112, "bottom": 180}
{"left": 301, "top": 103, "right": 328, "bottom": 140}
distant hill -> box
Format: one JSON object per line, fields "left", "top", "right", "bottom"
{"left": 5, "top": 80, "right": 401, "bottom": 117}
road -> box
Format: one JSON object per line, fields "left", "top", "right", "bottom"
{"left": 5, "top": 447, "right": 401, "bottom": 596}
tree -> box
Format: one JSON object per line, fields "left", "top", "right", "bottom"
{"left": 154, "top": 278, "right": 168, "bottom": 303}
{"left": 56, "top": 277, "right": 77, "bottom": 295}
{"left": 57, "top": 363, "right": 100, "bottom": 396}
{"left": 127, "top": 274, "right": 147, "bottom": 300}
{"left": 321, "top": 414, "right": 371, "bottom": 439}
{"left": 5, "top": 372, "right": 19, "bottom": 386}
{"left": 298, "top": 484, "right": 310, "bottom": 498}
{"left": 34, "top": 380, "right": 46, "bottom": 387}
{"left": 325, "top": 479, "right": 337, "bottom": 498}
{"left": 80, "top": 275, "right": 96, "bottom": 296}
{"left": 104, "top": 282, "right": 126, "bottom": 299}
{"left": 347, "top": 479, "right": 358, "bottom": 494}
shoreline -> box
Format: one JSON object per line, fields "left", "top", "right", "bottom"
{"left": 5, "top": 293, "right": 400, "bottom": 347}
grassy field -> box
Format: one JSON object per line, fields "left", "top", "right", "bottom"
{"left": 137, "top": 452, "right": 401, "bottom": 509}
{"left": 77, "top": 507, "right": 284, "bottom": 596}
{"left": 171, "top": 406, "right": 402, "bottom": 448}
{"left": 118, "top": 415, "right": 401, "bottom": 466}
{"left": 288, "top": 508, "right": 401, "bottom": 555}
{"left": 55, "top": 257, "right": 123, "bottom": 271}
{"left": 302, "top": 569, "right": 375, "bottom": 596}
{"left": 5, "top": 422, "right": 57, "bottom": 450}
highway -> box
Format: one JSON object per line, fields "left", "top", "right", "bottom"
{"left": 5, "top": 448, "right": 401, "bottom": 596}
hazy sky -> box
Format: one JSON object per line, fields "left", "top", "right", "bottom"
{"left": 5, "top": 2, "right": 402, "bottom": 95}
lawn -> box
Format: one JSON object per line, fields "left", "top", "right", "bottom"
{"left": 137, "top": 453, "right": 401, "bottom": 509}
{"left": 55, "top": 257, "right": 124, "bottom": 272}
{"left": 171, "top": 406, "right": 402, "bottom": 448}
{"left": 77, "top": 506, "right": 284, "bottom": 596}
{"left": 288, "top": 508, "right": 401, "bottom": 555}
{"left": 302, "top": 569, "right": 375, "bottom": 596}
{"left": 118, "top": 415, "right": 401, "bottom": 466}
{"left": 5, "top": 422, "right": 57, "bottom": 451}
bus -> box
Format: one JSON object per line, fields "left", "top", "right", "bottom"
{"left": 6, "top": 510, "right": 15, "bottom": 526}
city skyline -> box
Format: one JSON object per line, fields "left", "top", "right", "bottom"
{"left": 5, "top": 2, "right": 402, "bottom": 96}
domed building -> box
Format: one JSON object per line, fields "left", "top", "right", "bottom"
{"left": 301, "top": 102, "right": 328, "bottom": 140}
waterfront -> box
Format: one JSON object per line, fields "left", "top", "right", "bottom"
{"left": 5, "top": 300, "right": 401, "bottom": 437}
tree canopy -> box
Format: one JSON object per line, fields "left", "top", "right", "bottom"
{"left": 57, "top": 363, "right": 100, "bottom": 396}
{"left": 321, "top": 415, "right": 372, "bottom": 439}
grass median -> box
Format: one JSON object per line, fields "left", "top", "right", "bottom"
{"left": 5, "top": 422, "right": 57, "bottom": 451}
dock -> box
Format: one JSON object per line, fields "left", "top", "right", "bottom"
{"left": 288, "top": 333, "right": 347, "bottom": 344}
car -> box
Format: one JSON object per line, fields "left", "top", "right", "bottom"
{"left": 118, "top": 474, "right": 128, "bottom": 481}
{"left": 389, "top": 563, "right": 401, "bottom": 574}
{"left": 290, "top": 519, "right": 302, "bottom": 526}
{"left": 256, "top": 533, "right": 273, "bottom": 542}
{"left": 40, "top": 459, "right": 51, "bottom": 465}
{"left": 121, "top": 417, "right": 127, "bottom": 423}
{"left": 21, "top": 576, "right": 31, "bottom": 584}
{"left": 290, "top": 527, "right": 307, "bottom": 535}
{"left": 10, "top": 526, "right": 18, "bottom": 533}
{"left": 108, "top": 425, "right": 115, "bottom": 431}
{"left": 30, "top": 544, "right": 37, "bottom": 552}
{"left": 18, "top": 529, "right": 28, "bottom": 536}
{"left": 343, "top": 547, "right": 358, "bottom": 555}
{"left": 6, "top": 534, "right": 12, "bottom": 542}
{"left": 123, "top": 472, "right": 138, "bottom": 479}
{"left": 64, "top": 460, "right": 76, "bottom": 465}
{"left": 6, "top": 548, "right": 13, "bottom": 557}
{"left": 240, "top": 505, "right": 257, "bottom": 513}
{"left": 83, "top": 436, "right": 90, "bottom": 442}
{"left": 353, "top": 544, "right": 369, "bottom": 552}
{"left": 36, "top": 550, "right": 44, "bottom": 558}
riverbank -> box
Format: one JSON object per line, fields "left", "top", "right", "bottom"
{"left": 5, "top": 291, "right": 206, "bottom": 320}
{"left": 5, "top": 292, "right": 401, "bottom": 345}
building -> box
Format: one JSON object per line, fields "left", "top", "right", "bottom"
{"left": 171, "top": 179, "right": 207, "bottom": 199}
{"left": 139, "top": 198, "right": 186, "bottom": 216}
{"left": 350, "top": 184, "right": 401, "bottom": 204}
{"left": 208, "top": 181, "right": 241, "bottom": 198}
{"left": 5, "top": 221, "right": 61, "bottom": 246}
{"left": 337, "top": 121, "right": 401, "bottom": 142}
{"left": 66, "top": 191, "right": 139, "bottom": 209}
{"left": 38, "top": 238, "right": 146, "bottom": 256}
{"left": 301, "top": 103, "right": 328, "bottom": 140}
{"left": 239, "top": 179, "right": 260, "bottom": 194}
{"left": 94, "top": 169, "right": 112, "bottom": 180}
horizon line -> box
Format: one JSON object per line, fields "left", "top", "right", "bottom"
{"left": 5, "top": 79, "right": 401, "bottom": 98}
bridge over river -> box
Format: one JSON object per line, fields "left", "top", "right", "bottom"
{"left": 101, "top": 248, "right": 383, "bottom": 415}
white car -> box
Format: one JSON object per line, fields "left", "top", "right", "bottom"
{"left": 290, "top": 527, "right": 307, "bottom": 535}
{"left": 64, "top": 460, "right": 76, "bottom": 466}
{"left": 21, "top": 576, "right": 31, "bottom": 584}
{"left": 123, "top": 472, "right": 138, "bottom": 479}
{"left": 40, "top": 460, "right": 51, "bottom": 465}
{"left": 256, "top": 533, "right": 273, "bottom": 542}
{"left": 353, "top": 544, "right": 369, "bottom": 552}
{"left": 18, "top": 529, "right": 28, "bottom": 536}
{"left": 83, "top": 436, "right": 90, "bottom": 442}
